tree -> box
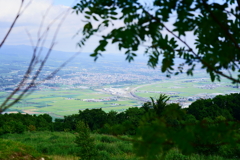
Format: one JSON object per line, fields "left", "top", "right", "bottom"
{"left": 75, "top": 121, "right": 98, "bottom": 160}
{"left": 63, "top": 114, "right": 80, "bottom": 131}
{"left": 73, "top": 0, "right": 240, "bottom": 83}
{"left": 78, "top": 108, "right": 107, "bottom": 131}
{"left": 0, "top": 0, "right": 77, "bottom": 113}
{"left": 106, "top": 110, "right": 118, "bottom": 126}
{"left": 1, "top": 120, "right": 25, "bottom": 134}
{"left": 188, "top": 93, "right": 240, "bottom": 120}
{"left": 132, "top": 95, "right": 240, "bottom": 159}
{"left": 150, "top": 94, "right": 170, "bottom": 116}
{"left": 72, "top": 1, "right": 240, "bottom": 157}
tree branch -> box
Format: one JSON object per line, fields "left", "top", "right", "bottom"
{"left": 0, "top": 4, "right": 76, "bottom": 113}
{"left": 237, "top": 0, "right": 240, "bottom": 10}
{"left": 202, "top": 1, "right": 240, "bottom": 51}
{"left": 0, "top": 0, "right": 32, "bottom": 48}
{"left": 140, "top": 5, "right": 240, "bottom": 83}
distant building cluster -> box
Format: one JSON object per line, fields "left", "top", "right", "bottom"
{"left": 82, "top": 97, "right": 118, "bottom": 102}
{"left": 40, "top": 72, "right": 162, "bottom": 86}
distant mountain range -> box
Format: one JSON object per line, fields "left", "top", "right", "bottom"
{"left": 0, "top": 45, "right": 85, "bottom": 62}
{"left": 0, "top": 45, "right": 189, "bottom": 70}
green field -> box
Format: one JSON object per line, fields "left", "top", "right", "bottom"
{"left": 2, "top": 72, "right": 239, "bottom": 117}
{"left": 0, "top": 131, "right": 136, "bottom": 160}
{"left": 2, "top": 87, "right": 141, "bottom": 117}
{"left": 135, "top": 78, "right": 240, "bottom": 100}
{"left": 1, "top": 131, "right": 237, "bottom": 160}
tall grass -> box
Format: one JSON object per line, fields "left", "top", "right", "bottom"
{"left": 0, "top": 131, "right": 138, "bottom": 160}
{"left": 48, "top": 155, "right": 79, "bottom": 160}
{"left": 0, "top": 138, "right": 50, "bottom": 160}
{"left": 1, "top": 132, "right": 238, "bottom": 160}
{"left": 165, "top": 149, "right": 238, "bottom": 160}
{"left": 1, "top": 131, "right": 78, "bottom": 156}
{"left": 94, "top": 134, "right": 137, "bottom": 160}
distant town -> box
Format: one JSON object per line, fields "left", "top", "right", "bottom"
{"left": 0, "top": 50, "right": 239, "bottom": 116}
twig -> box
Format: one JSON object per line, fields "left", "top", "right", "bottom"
{"left": 141, "top": 5, "right": 240, "bottom": 83}
{"left": 0, "top": 0, "right": 32, "bottom": 48}
{"left": 0, "top": 4, "right": 76, "bottom": 113}
{"left": 202, "top": 0, "right": 240, "bottom": 51}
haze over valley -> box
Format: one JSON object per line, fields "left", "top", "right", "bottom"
{"left": 1, "top": 45, "right": 239, "bottom": 118}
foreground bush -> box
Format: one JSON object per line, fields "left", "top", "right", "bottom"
{"left": 0, "top": 131, "right": 138, "bottom": 159}
{"left": 75, "top": 121, "right": 98, "bottom": 160}
{"left": 0, "top": 138, "right": 50, "bottom": 160}
{"left": 1, "top": 131, "right": 239, "bottom": 160}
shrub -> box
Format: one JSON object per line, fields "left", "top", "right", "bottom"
{"left": 98, "top": 150, "right": 111, "bottom": 160}
{"left": 28, "top": 125, "right": 36, "bottom": 132}
{"left": 100, "top": 135, "right": 117, "bottom": 143}
{"left": 0, "top": 139, "right": 50, "bottom": 160}
{"left": 75, "top": 121, "right": 98, "bottom": 160}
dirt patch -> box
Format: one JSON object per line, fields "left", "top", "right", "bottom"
{"left": 22, "top": 109, "right": 42, "bottom": 115}
{"left": 5, "top": 111, "right": 19, "bottom": 114}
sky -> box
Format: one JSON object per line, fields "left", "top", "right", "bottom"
{"left": 0, "top": 0, "right": 204, "bottom": 54}
{"left": 0, "top": 0, "right": 108, "bottom": 53}
{"left": 0, "top": 0, "right": 176, "bottom": 55}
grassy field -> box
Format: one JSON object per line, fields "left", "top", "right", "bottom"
{"left": 1, "top": 72, "right": 239, "bottom": 117}
{"left": 1, "top": 87, "right": 140, "bottom": 117}
{"left": 135, "top": 78, "right": 240, "bottom": 100}
{"left": 0, "top": 138, "right": 50, "bottom": 160}
{"left": 0, "top": 131, "right": 238, "bottom": 160}
{"left": 0, "top": 131, "right": 137, "bottom": 160}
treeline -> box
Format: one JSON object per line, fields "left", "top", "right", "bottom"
{"left": 0, "top": 93, "right": 240, "bottom": 158}
{"left": 0, "top": 113, "right": 52, "bottom": 134}
{"left": 1, "top": 93, "right": 240, "bottom": 134}
{"left": 0, "top": 107, "right": 144, "bottom": 135}
{"left": 60, "top": 93, "right": 240, "bottom": 134}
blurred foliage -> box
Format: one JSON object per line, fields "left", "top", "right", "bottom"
{"left": 1, "top": 94, "right": 240, "bottom": 159}
{"left": 0, "top": 139, "right": 50, "bottom": 160}
{"left": 132, "top": 94, "right": 240, "bottom": 159}
{"left": 97, "top": 94, "right": 240, "bottom": 159}
{"left": 75, "top": 121, "right": 98, "bottom": 160}
{"left": 72, "top": 1, "right": 240, "bottom": 156}
{"left": 73, "top": 0, "right": 240, "bottom": 83}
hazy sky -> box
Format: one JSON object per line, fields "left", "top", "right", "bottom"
{"left": 0, "top": 0, "right": 171, "bottom": 54}
{"left": 0, "top": 0, "right": 104, "bottom": 53}
{"left": 0, "top": 0, "right": 197, "bottom": 54}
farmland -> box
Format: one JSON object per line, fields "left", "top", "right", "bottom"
{"left": 2, "top": 87, "right": 141, "bottom": 118}
{"left": 1, "top": 45, "right": 239, "bottom": 117}
{"left": 1, "top": 72, "right": 239, "bottom": 118}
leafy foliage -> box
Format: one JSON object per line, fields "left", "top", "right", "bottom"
{"left": 73, "top": 0, "right": 240, "bottom": 83}
{"left": 132, "top": 94, "right": 240, "bottom": 159}
{"left": 1, "top": 131, "right": 240, "bottom": 160}
{"left": 0, "top": 139, "right": 50, "bottom": 160}
{"left": 188, "top": 93, "right": 240, "bottom": 120}
{"left": 0, "top": 113, "right": 52, "bottom": 135}
{"left": 1, "top": 93, "right": 240, "bottom": 159}
{"left": 75, "top": 121, "right": 98, "bottom": 160}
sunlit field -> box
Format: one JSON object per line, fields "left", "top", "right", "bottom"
{"left": 2, "top": 72, "right": 239, "bottom": 117}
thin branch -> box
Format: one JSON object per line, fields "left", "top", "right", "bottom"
{"left": 0, "top": 48, "right": 37, "bottom": 109}
{"left": 162, "top": 24, "right": 240, "bottom": 83}
{"left": 0, "top": 5, "right": 74, "bottom": 113}
{"left": 25, "top": 29, "right": 34, "bottom": 48}
{"left": 237, "top": 0, "right": 240, "bottom": 10}
{"left": 0, "top": 0, "right": 32, "bottom": 48}
{"left": 141, "top": 6, "right": 240, "bottom": 83}
{"left": 25, "top": 51, "right": 82, "bottom": 98}
{"left": 37, "top": 4, "right": 52, "bottom": 38}
{"left": 202, "top": 1, "right": 240, "bottom": 51}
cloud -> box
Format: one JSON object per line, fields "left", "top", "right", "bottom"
{"left": 0, "top": 0, "right": 150, "bottom": 54}
{"left": 0, "top": 0, "right": 162, "bottom": 54}
{"left": 0, "top": 0, "right": 88, "bottom": 52}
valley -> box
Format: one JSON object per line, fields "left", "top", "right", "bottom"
{"left": 1, "top": 45, "right": 239, "bottom": 118}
